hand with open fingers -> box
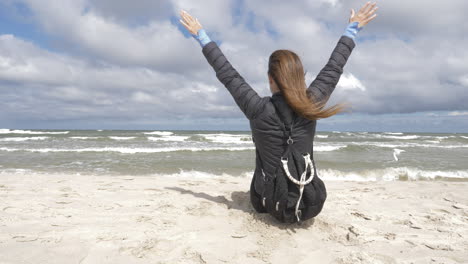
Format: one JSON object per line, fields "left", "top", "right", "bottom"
{"left": 179, "top": 10, "right": 203, "bottom": 36}
{"left": 350, "top": 1, "right": 378, "bottom": 28}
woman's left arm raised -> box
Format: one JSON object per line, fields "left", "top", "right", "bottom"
{"left": 180, "top": 10, "right": 266, "bottom": 120}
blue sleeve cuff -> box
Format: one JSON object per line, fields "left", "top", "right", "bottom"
{"left": 191, "top": 29, "right": 212, "bottom": 47}
{"left": 343, "top": 22, "right": 362, "bottom": 40}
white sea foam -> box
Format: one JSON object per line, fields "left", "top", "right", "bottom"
{"left": 316, "top": 135, "right": 329, "bottom": 139}
{"left": 460, "top": 136, "right": 468, "bottom": 139}
{"left": 0, "top": 137, "right": 49, "bottom": 142}
{"left": 0, "top": 168, "right": 34, "bottom": 175}
{"left": 147, "top": 136, "right": 189, "bottom": 142}
{"left": 319, "top": 167, "right": 468, "bottom": 181}
{"left": 0, "top": 146, "right": 255, "bottom": 154}
{"left": 70, "top": 137, "right": 100, "bottom": 140}
{"left": 318, "top": 169, "right": 377, "bottom": 181}
{"left": 199, "top": 133, "right": 253, "bottom": 144}
{"left": 109, "top": 136, "right": 136, "bottom": 140}
{"left": 0, "top": 129, "right": 69, "bottom": 135}
{"left": 392, "top": 149, "right": 405, "bottom": 161}
{"left": 143, "top": 131, "right": 174, "bottom": 136}
{"left": 1, "top": 166, "right": 466, "bottom": 182}
{"left": 314, "top": 145, "right": 346, "bottom": 152}
{"left": 384, "top": 132, "right": 403, "bottom": 135}
{"left": 160, "top": 170, "right": 254, "bottom": 179}
{"left": 351, "top": 142, "right": 468, "bottom": 149}
{"left": 376, "top": 134, "right": 421, "bottom": 140}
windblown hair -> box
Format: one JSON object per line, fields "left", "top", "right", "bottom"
{"left": 268, "top": 49, "right": 345, "bottom": 120}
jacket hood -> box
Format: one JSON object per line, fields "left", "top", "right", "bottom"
{"left": 271, "top": 92, "right": 295, "bottom": 126}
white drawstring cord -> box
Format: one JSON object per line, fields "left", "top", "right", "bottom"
{"left": 281, "top": 153, "right": 314, "bottom": 221}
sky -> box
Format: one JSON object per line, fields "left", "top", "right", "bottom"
{"left": 0, "top": 0, "right": 467, "bottom": 132}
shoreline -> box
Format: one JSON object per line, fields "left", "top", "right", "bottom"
{"left": 0, "top": 173, "right": 467, "bottom": 263}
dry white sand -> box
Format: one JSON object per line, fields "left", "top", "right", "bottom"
{"left": 0, "top": 173, "right": 467, "bottom": 264}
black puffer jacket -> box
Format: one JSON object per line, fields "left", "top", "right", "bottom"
{"left": 202, "top": 36, "right": 355, "bottom": 211}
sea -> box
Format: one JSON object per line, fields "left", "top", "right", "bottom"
{"left": 1, "top": 129, "right": 467, "bottom": 181}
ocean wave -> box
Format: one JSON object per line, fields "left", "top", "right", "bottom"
{"left": 0, "top": 129, "right": 69, "bottom": 135}
{"left": 143, "top": 131, "right": 173, "bottom": 136}
{"left": 0, "top": 168, "right": 34, "bottom": 175}
{"left": 375, "top": 134, "right": 421, "bottom": 140}
{"left": 109, "top": 137, "right": 136, "bottom": 140}
{"left": 186, "top": 135, "right": 211, "bottom": 142}
{"left": 434, "top": 136, "right": 451, "bottom": 140}
{"left": 460, "top": 136, "right": 468, "bottom": 139}
{"left": 159, "top": 170, "right": 254, "bottom": 179}
{"left": 0, "top": 146, "right": 255, "bottom": 154}
{"left": 2, "top": 167, "right": 464, "bottom": 182}
{"left": 387, "top": 135, "right": 420, "bottom": 140}
{"left": 349, "top": 142, "right": 468, "bottom": 149}
{"left": 316, "top": 135, "right": 329, "bottom": 139}
{"left": 383, "top": 132, "right": 403, "bottom": 135}
{"left": 147, "top": 136, "right": 189, "bottom": 142}
{"left": 70, "top": 137, "right": 100, "bottom": 140}
{"left": 318, "top": 167, "right": 468, "bottom": 181}
{"left": 424, "top": 140, "right": 440, "bottom": 144}
{"left": 0, "top": 137, "right": 49, "bottom": 142}
{"left": 198, "top": 133, "right": 253, "bottom": 144}
{"left": 314, "top": 145, "right": 347, "bottom": 152}
{"left": 0, "top": 168, "right": 256, "bottom": 179}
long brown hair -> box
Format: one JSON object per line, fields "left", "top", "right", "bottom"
{"left": 268, "top": 49, "right": 345, "bottom": 120}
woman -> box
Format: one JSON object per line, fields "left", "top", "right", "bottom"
{"left": 180, "top": 2, "right": 378, "bottom": 223}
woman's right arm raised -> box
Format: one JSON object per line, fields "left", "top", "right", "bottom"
{"left": 180, "top": 10, "right": 265, "bottom": 120}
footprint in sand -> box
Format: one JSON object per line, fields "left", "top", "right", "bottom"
{"left": 384, "top": 233, "right": 396, "bottom": 240}
{"left": 136, "top": 215, "right": 152, "bottom": 223}
{"left": 350, "top": 211, "right": 372, "bottom": 220}
{"left": 394, "top": 219, "right": 423, "bottom": 230}
{"left": 11, "top": 234, "right": 39, "bottom": 242}
{"left": 120, "top": 238, "right": 171, "bottom": 259}
{"left": 452, "top": 203, "right": 468, "bottom": 210}
{"left": 346, "top": 226, "right": 360, "bottom": 242}
{"left": 185, "top": 201, "right": 213, "bottom": 216}
{"left": 180, "top": 181, "right": 200, "bottom": 187}
{"left": 96, "top": 233, "right": 128, "bottom": 242}
{"left": 59, "top": 187, "right": 73, "bottom": 192}
{"left": 337, "top": 251, "right": 396, "bottom": 264}
{"left": 155, "top": 203, "right": 176, "bottom": 213}
{"left": 424, "top": 242, "right": 454, "bottom": 251}
{"left": 55, "top": 201, "right": 72, "bottom": 205}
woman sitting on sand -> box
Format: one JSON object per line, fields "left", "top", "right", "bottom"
{"left": 180, "top": 2, "right": 378, "bottom": 223}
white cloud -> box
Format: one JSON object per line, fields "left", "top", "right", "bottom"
{"left": 337, "top": 72, "right": 366, "bottom": 91}
{"left": 459, "top": 75, "right": 468, "bottom": 87}
{"left": 1, "top": 0, "right": 468, "bottom": 129}
{"left": 18, "top": 0, "right": 202, "bottom": 72}
{"left": 0, "top": 34, "right": 244, "bottom": 123}
{"left": 131, "top": 91, "right": 156, "bottom": 104}
{"left": 448, "top": 111, "right": 468, "bottom": 116}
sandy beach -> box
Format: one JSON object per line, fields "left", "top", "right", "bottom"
{"left": 0, "top": 173, "right": 467, "bottom": 264}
